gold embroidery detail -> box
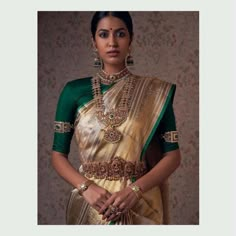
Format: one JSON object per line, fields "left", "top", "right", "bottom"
{"left": 54, "top": 121, "right": 73, "bottom": 133}
{"left": 82, "top": 156, "right": 147, "bottom": 181}
{"left": 162, "top": 131, "right": 178, "bottom": 143}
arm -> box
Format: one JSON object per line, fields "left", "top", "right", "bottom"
{"left": 51, "top": 151, "right": 87, "bottom": 187}
{"left": 134, "top": 149, "right": 180, "bottom": 192}
{"left": 52, "top": 82, "right": 111, "bottom": 211}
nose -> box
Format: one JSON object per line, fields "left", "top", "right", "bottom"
{"left": 108, "top": 34, "right": 118, "bottom": 47}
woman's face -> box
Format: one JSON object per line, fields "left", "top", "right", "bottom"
{"left": 93, "top": 16, "right": 131, "bottom": 70}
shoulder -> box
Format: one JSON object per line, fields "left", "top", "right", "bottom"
{"left": 133, "top": 74, "right": 175, "bottom": 88}
{"left": 62, "top": 76, "right": 93, "bottom": 94}
{"left": 57, "top": 76, "right": 93, "bottom": 103}
{"left": 65, "top": 76, "right": 92, "bottom": 89}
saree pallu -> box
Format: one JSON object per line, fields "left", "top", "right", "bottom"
{"left": 66, "top": 75, "right": 176, "bottom": 225}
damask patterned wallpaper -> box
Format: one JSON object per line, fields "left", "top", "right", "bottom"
{"left": 38, "top": 11, "right": 199, "bottom": 225}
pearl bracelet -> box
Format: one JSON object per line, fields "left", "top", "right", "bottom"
{"left": 77, "top": 180, "right": 94, "bottom": 196}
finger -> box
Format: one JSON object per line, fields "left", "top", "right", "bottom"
{"left": 98, "top": 198, "right": 107, "bottom": 207}
{"left": 102, "top": 207, "right": 112, "bottom": 220}
{"left": 102, "top": 204, "right": 119, "bottom": 220}
{"left": 96, "top": 199, "right": 112, "bottom": 214}
{"left": 108, "top": 201, "right": 125, "bottom": 215}
{"left": 94, "top": 203, "right": 103, "bottom": 211}
{"left": 106, "top": 209, "right": 123, "bottom": 222}
{"left": 95, "top": 193, "right": 112, "bottom": 213}
{"left": 99, "top": 205, "right": 108, "bottom": 215}
{"left": 103, "top": 205, "right": 121, "bottom": 221}
{"left": 105, "top": 191, "right": 112, "bottom": 198}
{"left": 117, "top": 202, "right": 127, "bottom": 212}
{"left": 111, "top": 191, "right": 133, "bottom": 210}
{"left": 107, "top": 208, "right": 123, "bottom": 221}
{"left": 106, "top": 213, "right": 117, "bottom": 222}
{"left": 99, "top": 197, "right": 115, "bottom": 214}
{"left": 103, "top": 194, "right": 111, "bottom": 201}
{"left": 108, "top": 213, "right": 122, "bottom": 222}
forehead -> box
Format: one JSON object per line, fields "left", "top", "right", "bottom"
{"left": 96, "top": 16, "right": 127, "bottom": 30}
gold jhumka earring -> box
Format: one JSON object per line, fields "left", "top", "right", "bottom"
{"left": 93, "top": 49, "right": 102, "bottom": 67}
{"left": 125, "top": 48, "right": 134, "bottom": 66}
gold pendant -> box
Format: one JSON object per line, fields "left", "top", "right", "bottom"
{"left": 101, "top": 109, "right": 128, "bottom": 127}
{"left": 103, "top": 127, "right": 122, "bottom": 143}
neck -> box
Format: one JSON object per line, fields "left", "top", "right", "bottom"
{"left": 97, "top": 65, "right": 130, "bottom": 85}
{"left": 103, "top": 64, "right": 126, "bottom": 75}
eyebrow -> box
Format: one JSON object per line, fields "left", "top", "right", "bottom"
{"left": 97, "top": 27, "right": 126, "bottom": 32}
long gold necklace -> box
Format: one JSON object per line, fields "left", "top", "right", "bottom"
{"left": 92, "top": 68, "right": 134, "bottom": 143}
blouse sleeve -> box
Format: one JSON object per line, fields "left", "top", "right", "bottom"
{"left": 155, "top": 100, "right": 179, "bottom": 153}
{"left": 52, "top": 82, "right": 77, "bottom": 155}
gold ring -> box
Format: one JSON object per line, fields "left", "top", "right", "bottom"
{"left": 109, "top": 205, "right": 118, "bottom": 214}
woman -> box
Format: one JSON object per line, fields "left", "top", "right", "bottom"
{"left": 52, "top": 11, "right": 181, "bottom": 225}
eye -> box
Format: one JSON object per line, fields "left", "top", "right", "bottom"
{"left": 116, "top": 31, "right": 126, "bottom": 37}
{"left": 98, "top": 31, "right": 109, "bottom": 38}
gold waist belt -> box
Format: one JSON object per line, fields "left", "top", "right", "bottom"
{"left": 81, "top": 156, "right": 147, "bottom": 181}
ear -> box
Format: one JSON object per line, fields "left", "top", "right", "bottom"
{"left": 91, "top": 35, "right": 97, "bottom": 49}
{"left": 129, "top": 33, "right": 133, "bottom": 46}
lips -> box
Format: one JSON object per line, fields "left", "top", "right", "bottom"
{"left": 107, "top": 50, "right": 119, "bottom": 56}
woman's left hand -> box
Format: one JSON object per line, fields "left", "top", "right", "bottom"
{"left": 98, "top": 186, "right": 140, "bottom": 222}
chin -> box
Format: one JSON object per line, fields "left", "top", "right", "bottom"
{"left": 104, "top": 59, "right": 125, "bottom": 66}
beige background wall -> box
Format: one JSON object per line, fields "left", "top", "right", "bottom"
{"left": 38, "top": 11, "right": 199, "bottom": 225}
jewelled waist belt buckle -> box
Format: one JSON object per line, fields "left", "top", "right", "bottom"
{"left": 82, "top": 156, "right": 147, "bottom": 181}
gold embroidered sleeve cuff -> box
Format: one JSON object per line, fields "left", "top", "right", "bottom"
{"left": 54, "top": 121, "right": 74, "bottom": 133}
{"left": 161, "top": 131, "right": 178, "bottom": 143}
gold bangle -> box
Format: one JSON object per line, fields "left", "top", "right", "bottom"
{"left": 128, "top": 184, "right": 143, "bottom": 199}
{"left": 77, "top": 180, "right": 94, "bottom": 196}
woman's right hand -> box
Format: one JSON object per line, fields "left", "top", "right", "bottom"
{"left": 82, "top": 183, "right": 112, "bottom": 212}
{"left": 51, "top": 152, "right": 111, "bottom": 213}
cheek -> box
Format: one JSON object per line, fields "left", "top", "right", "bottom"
{"left": 121, "top": 40, "right": 130, "bottom": 50}
{"left": 96, "top": 43, "right": 106, "bottom": 55}
{"left": 121, "top": 44, "right": 130, "bottom": 55}
{"left": 94, "top": 38, "right": 104, "bottom": 49}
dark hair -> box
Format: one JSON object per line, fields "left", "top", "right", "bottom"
{"left": 91, "top": 11, "right": 133, "bottom": 40}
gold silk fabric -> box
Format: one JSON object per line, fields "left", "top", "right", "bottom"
{"left": 67, "top": 75, "right": 174, "bottom": 225}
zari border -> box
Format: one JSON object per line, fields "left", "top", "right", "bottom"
{"left": 139, "top": 84, "right": 176, "bottom": 161}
